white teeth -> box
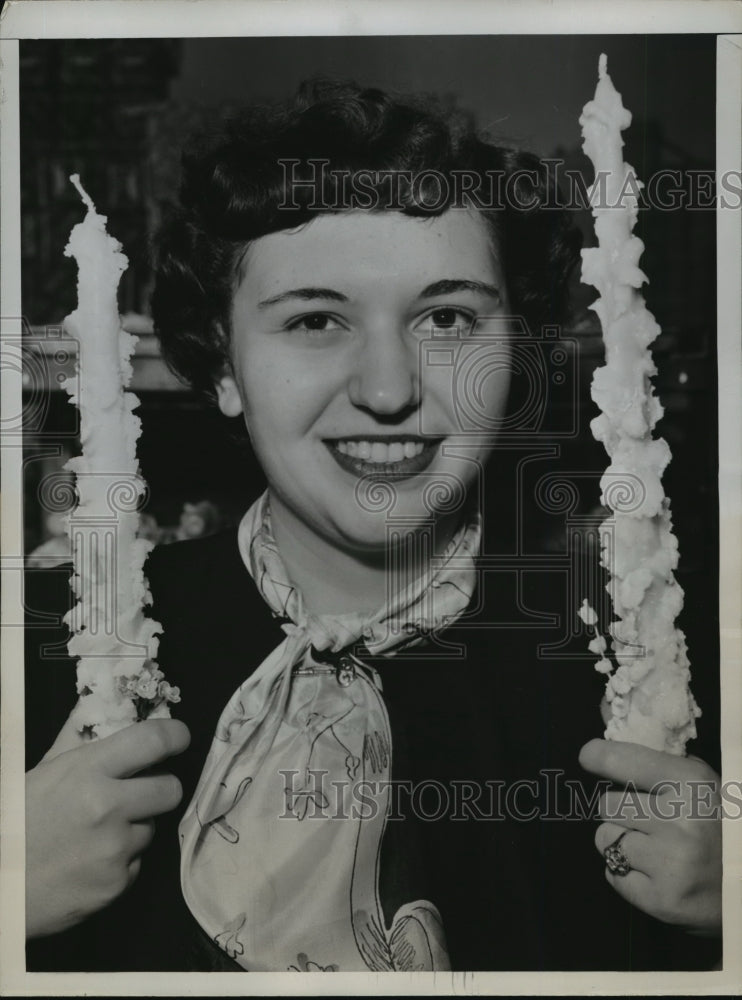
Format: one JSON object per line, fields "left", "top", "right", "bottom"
{"left": 333, "top": 440, "right": 426, "bottom": 463}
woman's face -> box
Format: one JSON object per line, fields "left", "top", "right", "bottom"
{"left": 217, "top": 209, "right": 512, "bottom": 554}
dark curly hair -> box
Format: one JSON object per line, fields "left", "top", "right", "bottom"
{"left": 151, "top": 80, "right": 582, "bottom": 402}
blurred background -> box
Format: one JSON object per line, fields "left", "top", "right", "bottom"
{"left": 19, "top": 35, "right": 718, "bottom": 682}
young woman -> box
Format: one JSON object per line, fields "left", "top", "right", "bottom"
{"left": 25, "top": 81, "right": 722, "bottom": 973}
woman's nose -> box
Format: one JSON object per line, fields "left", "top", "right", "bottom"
{"left": 347, "top": 327, "right": 421, "bottom": 416}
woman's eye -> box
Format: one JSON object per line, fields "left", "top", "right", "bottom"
{"left": 431, "top": 308, "right": 460, "bottom": 328}
{"left": 286, "top": 313, "right": 344, "bottom": 334}
{"left": 418, "top": 308, "right": 475, "bottom": 335}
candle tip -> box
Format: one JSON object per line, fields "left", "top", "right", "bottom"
{"left": 69, "top": 173, "right": 97, "bottom": 214}
{"left": 599, "top": 53, "right": 608, "bottom": 79}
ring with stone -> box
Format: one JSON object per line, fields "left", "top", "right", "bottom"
{"left": 603, "top": 830, "right": 632, "bottom": 877}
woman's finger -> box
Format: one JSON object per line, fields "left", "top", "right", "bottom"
{"left": 126, "top": 855, "right": 143, "bottom": 888}
{"left": 128, "top": 819, "right": 156, "bottom": 857}
{"left": 594, "top": 821, "right": 653, "bottom": 876}
{"left": 42, "top": 712, "right": 87, "bottom": 761}
{"left": 597, "top": 788, "right": 687, "bottom": 829}
{"left": 118, "top": 772, "right": 184, "bottom": 820}
{"left": 600, "top": 789, "right": 654, "bottom": 828}
{"left": 604, "top": 864, "right": 655, "bottom": 911}
{"left": 94, "top": 720, "right": 191, "bottom": 779}
{"left": 579, "top": 738, "right": 715, "bottom": 791}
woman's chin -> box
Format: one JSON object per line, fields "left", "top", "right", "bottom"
{"left": 330, "top": 508, "right": 454, "bottom": 558}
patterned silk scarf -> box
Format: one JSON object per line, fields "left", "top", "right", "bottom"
{"left": 179, "top": 492, "right": 480, "bottom": 972}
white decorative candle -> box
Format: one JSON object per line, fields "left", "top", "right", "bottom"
{"left": 580, "top": 56, "right": 700, "bottom": 755}
{"left": 62, "top": 175, "right": 179, "bottom": 739}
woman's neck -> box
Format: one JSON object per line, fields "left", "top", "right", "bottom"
{"left": 268, "top": 494, "right": 461, "bottom": 616}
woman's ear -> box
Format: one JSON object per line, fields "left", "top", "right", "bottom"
{"left": 215, "top": 373, "right": 244, "bottom": 418}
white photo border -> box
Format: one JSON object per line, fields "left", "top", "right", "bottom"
{"left": 1, "top": 2, "right": 740, "bottom": 996}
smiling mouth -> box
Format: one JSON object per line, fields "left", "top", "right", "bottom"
{"left": 324, "top": 436, "right": 443, "bottom": 480}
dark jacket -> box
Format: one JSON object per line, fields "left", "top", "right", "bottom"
{"left": 25, "top": 530, "right": 721, "bottom": 971}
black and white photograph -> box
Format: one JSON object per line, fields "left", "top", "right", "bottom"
{"left": 1, "top": 1, "right": 740, "bottom": 994}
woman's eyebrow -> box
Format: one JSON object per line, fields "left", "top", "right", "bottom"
{"left": 257, "top": 279, "right": 500, "bottom": 309}
{"left": 258, "top": 287, "right": 348, "bottom": 309}
{"left": 419, "top": 279, "right": 501, "bottom": 299}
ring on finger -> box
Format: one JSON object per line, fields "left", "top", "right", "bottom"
{"left": 603, "top": 830, "right": 632, "bottom": 877}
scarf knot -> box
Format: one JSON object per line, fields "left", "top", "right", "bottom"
{"left": 179, "top": 490, "right": 481, "bottom": 972}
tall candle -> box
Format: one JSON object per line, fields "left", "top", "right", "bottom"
{"left": 62, "top": 175, "right": 179, "bottom": 739}
{"left": 580, "top": 57, "right": 700, "bottom": 755}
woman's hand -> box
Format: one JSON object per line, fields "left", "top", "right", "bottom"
{"left": 579, "top": 738, "right": 722, "bottom": 937}
{"left": 26, "top": 718, "right": 190, "bottom": 939}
